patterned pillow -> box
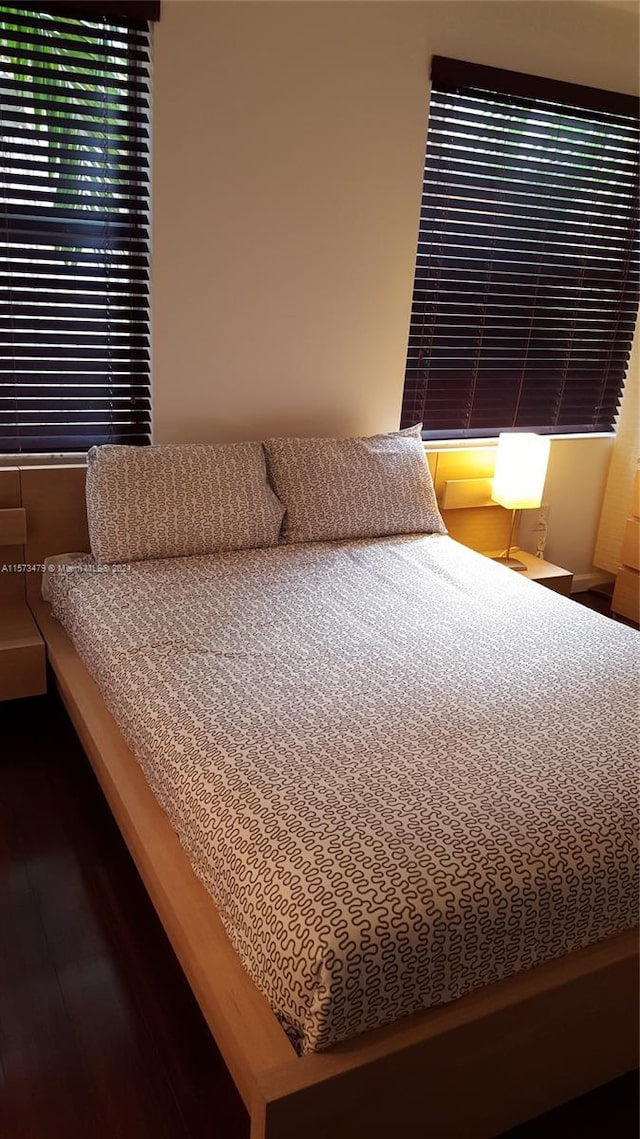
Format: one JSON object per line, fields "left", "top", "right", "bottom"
{"left": 264, "top": 429, "right": 446, "bottom": 544}
{"left": 86, "top": 443, "right": 285, "bottom": 564}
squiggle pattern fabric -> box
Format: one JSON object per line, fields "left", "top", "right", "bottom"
{"left": 48, "top": 535, "right": 639, "bottom": 1053}
{"left": 264, "top": 429, "right": 446, "bottom": 544}
{"left": 86, "top": 442, "right": 284, "bottom": 564}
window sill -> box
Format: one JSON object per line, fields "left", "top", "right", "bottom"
{"left": 0, "top": 452, "right": 87, "bottom": 469}
{"left": 422, "top": 432, "right": 615, "bottom": 452}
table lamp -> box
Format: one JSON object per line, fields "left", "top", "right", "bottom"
{"left": 491, "top": 432, "right": 550, "bottom": 570}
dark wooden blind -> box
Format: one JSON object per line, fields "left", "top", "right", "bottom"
{"left": 401, "top": 57, "right": 640, "bottom": 439}
{"left": 0, "top": 3, "right": 151, "bottom": 452}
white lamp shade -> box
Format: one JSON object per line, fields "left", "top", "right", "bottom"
{"left": 492, "top": 433, "right": 550, "bottom": 511}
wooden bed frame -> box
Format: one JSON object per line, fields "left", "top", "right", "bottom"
{"left": 6, "top": 458, "right": 639, "bottom": 1139}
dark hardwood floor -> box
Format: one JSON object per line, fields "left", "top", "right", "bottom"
{"left": 0, "top": 684, "right": 637, "bottom": 1139}
{"left": 572, "top": 582, "right": 639, "bottom": 629}
{"left": 0, "top": 691, "right": 248, "bottom": 1139}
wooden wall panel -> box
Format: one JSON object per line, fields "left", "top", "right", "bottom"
{"left": 0, "top": 468, "right": 20, "bottom": 509}
{"left": 443, "top": 505, "right": 511, "bottom": 553}
{"left": 20, "top": 465, "right": 89, "bottom": 600}
{"left": 0, "top": 508, "right": 26, "bottom": 547}
{"left": 426, "top": 446, "right": 511, "bottom": 553}
{"left": 0, "top": 468, "right": 46, "bottom": 698}
{"left": 430, "top": 446, "right": 499, "bottom": 494}
{"left": 0, "top": 468, "right": 24, "bottom": 601}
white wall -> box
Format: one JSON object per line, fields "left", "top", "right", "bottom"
{"left": 518, "top": 435, "right": 615, "bottom": 587}
{"left": 153, "top": 0, "right": 640, "bottom": 577}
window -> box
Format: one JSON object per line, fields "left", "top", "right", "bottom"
{"left": 0, "top": 1, "right": 159, "bottom": 454}
{"left": 401, "top": 57, "right": 640, "bottom": 439}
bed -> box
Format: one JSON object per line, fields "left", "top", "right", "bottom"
{"left": 14, "top": 450, "right": 640, "bottom": 1139}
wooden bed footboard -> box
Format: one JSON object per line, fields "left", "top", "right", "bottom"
{"left": 254, "top": 931, "right": 637, "bottom": 1138}
{"left": 32, "top": 599, "right": 638, "bottom": 1139}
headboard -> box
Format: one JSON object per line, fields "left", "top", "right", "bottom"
{"left": 0, "top": 468, "right": 26, "bottom": 602}
{"left": 2, "top": 448, "right": 511, "bottom": 603}
{"left": 428, "top": 446, "right": 511, "bottom": 550}
{"left": 11, "top": 464, "right": 89, "bottom": 602}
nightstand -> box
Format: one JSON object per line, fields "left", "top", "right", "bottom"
{"left": 484, "top": 549, "right": 573, "bottom": 596}
{"left": 0, "top": 601, "right": 47, "bottom": 702}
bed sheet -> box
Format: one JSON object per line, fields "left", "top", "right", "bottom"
{"left": 47, "top": 534, "right": 639, "bottom": 1052}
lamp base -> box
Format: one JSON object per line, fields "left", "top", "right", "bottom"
{"left": 492, "top": 555, "right": 527, "bottom": 572}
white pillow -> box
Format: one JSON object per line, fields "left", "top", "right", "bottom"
{"left": 86, "top": 442, "right": 284, "bottom": 564}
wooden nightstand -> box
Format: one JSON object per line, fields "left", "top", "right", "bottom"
{"left": 484, "top": 549, "right": 573, "bottom": 596}
{"left": 0, "top": 481, "right": 47, "bottom": 701}
{"left": 0, "top": 600, "right": 47, "bottom": 702}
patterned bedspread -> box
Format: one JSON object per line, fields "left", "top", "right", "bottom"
{"left": 47, "top": 535, "right": 639, "bottom": 1053}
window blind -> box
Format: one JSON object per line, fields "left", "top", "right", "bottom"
{"left": 0, "top": 2, "right": 152, "bottom": 452}
{"left": 401, "top": 57, "right": 640, "bottom": 439}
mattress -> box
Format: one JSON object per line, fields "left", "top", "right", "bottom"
{"left": 47, "top": 534, "right": 639, "bottom": 1053}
